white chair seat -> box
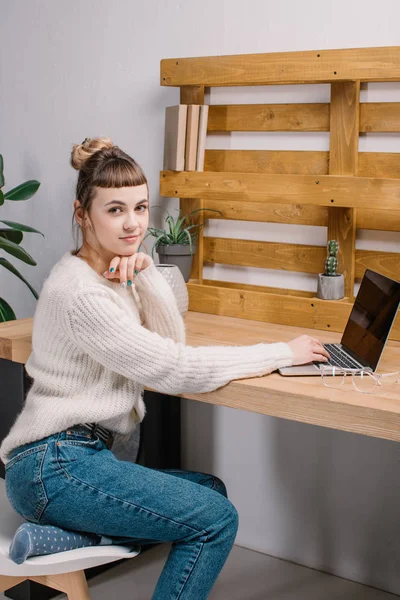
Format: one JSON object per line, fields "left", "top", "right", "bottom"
{"left": 0, "top": 478, "right": 141, "bottom": 576}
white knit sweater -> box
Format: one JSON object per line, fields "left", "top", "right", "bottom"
{"left": 0, "top": 250, "right": 294, "bottom": 463}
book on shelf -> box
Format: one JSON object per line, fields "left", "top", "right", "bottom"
{"left": 163, "top": 105, "right": 188, "bottom": 171}
{"left": 185, "top": 104, "right": 200, "bottom": 171}
{"left": 196, "top": 104, "right": 209, "bottom": 172}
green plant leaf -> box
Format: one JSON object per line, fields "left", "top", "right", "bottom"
{"left": 0, "top": 237, "right": 37, "bottom": 265}
{"left": 0, "top": 257, "right": 38, "bottom": 299}
{"left": 0, "top": 190, "right": 4, "bottom": 206}
{"left": 4, "top": 180, "right": 40, "bottom": 201}
{"left": 0, "top": 297, "right": 16, "bottom": 322}
{"left": 0, "top": 154, "right": 4, "bottom": 188}
{"left": 0, "top": 228, "right": 23, "bottom": 245}
{"left": 151, "top": 232, "right": 172, "bottom": 258}
{"left": 180, "top": 229, "right": 194, "bottom": 253}
{"left": 0, "top": 220, "right": 45, "bottom": 237}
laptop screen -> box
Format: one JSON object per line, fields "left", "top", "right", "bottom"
{"left": 341, "top": 269, "right": 400, "bottom": 371}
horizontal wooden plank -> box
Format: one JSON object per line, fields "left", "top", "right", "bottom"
{"left": 161, "top": 46, "right": 400, "bottom": 87}
{"left": 203, "top": 237, "right": 399, "bottom": 282}
{"left": 205, "top": 150, "right": 400, "bottom": 179}
{"left": 207, "top": 103, "right": 400, "bottom": 132}
{"left": 359, "top": 152, "right": 400, "bottom": 178}
{"left": 201, "top": 198, "right": 328, "bottom": 225}
{"left": 204, "top": 237, "right": 325, "bottom": 274}
{"left": 187, "top": 283, "right": 400, "bottom": 340}
{"left": 160, "top": 171, "right": 400, "bottom": 211}
{"left": 360, "top": 102, "right": 400, "bottom": 132}
{"left": 205, "top": 149, "right": 329, "bottom": 174}
{"left": 358, "top": 209, "right": 400, "bottom": 231}
{"left": 202, "top": 278, "right": 315, "bottom": 297}
{"left": 200, "top": 198, "right": 400, "bottom": 232}
{"left": 208, "top": 104, "right": 330, "bottom": 131}
{"left": 355, "top": 250, "right": 400, "bottom": 281}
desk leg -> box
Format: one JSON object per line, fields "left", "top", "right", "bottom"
{"left": 0, "top": 358, "right": 180, "bottom": 600}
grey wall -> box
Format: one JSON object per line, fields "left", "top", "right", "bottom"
{"left": 1, "top": 0, "right": 400, "bottom": 595}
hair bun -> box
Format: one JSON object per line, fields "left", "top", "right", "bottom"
{"left": 70, "top": 136, "right": 115, "bottom": 171}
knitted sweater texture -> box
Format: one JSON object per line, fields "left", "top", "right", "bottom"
{"left": 0, "top": 251, "right": 294, "bottom": 463}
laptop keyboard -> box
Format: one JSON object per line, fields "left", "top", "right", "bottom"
{"left": 313, "top": 344, "right": 362, "bottom": 369}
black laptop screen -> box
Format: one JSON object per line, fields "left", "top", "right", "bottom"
{"left": 341, "top": 269, "right": 400, "bottom": 371}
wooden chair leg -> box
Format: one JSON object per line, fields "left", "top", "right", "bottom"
{"left": 0, "top": 575, "right": 27, "bottom": 593}
{"left": 30, "top": 571, "right": 91, "bottom": 600}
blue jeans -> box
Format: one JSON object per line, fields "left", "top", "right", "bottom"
{"left": 5, "top": 426, "right": 239, "bottom": 599}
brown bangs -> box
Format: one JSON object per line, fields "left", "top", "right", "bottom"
{"left": 92, "top": 157, "right": 147, "bottom": 189}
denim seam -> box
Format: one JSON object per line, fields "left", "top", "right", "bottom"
{"left": 5, "top": 444, "right": 48, "bottom": 470}
{"left": 58, "top": 439, "right": 100, "bottom": 448}
{"left": 35, "top": 444, "right": 49, "bottom": 522}
{"left": 176, "top": 533, "right": 210, "bottom": 599}
{"left": 54, "top": 457, "right": 204, "bottom": 537}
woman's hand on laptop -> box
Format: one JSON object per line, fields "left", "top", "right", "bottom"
{"left": 287, "top": 335, "right": 331, "bottom": 366}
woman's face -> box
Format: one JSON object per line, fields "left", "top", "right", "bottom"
{"left": 76, "top": 184, "right": 150, "bottom": 259}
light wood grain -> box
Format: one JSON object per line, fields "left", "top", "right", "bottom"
{"left": 205, "top": 149, "right": 330, "bottom": 174}
{"left": 196, "top": 198, "right": 400, "bottom": 232}
{"left": 203, "top": 237, "right": 327, "bottom": 273}
{"left": 30, "top": 572, "right": 90, "bottom": 599}
{"left": 202, "top": 237, "right": 399, "bottom": 282}
{"left": 208, "top": 103, "right": 330, "bottom": 131}
{"left": 328, "top": 81, "right": 359, "bottom": 299}
{"left": 161, "top": 46, "right": 400, "bottom": 87}
{"left": 202, "top": 278, "right": 315, "bottom": 297}
{"left": 0, "top": 572, "right": 90, "bottom": 599}
{"left": 160, "top": 171, "right": 400, "bottom": 211}
{"left": 179, "top": 86, "right": 205, "bottom": 281}
{"left": 355, "top": 249, "right": 400, "bottom": 280}
{"left": 206, "top": 103, "right": 400, "bottom": 133}
{"left": 186, "top": 283, "right": 400, "bottom": 340}
{"left": 205, "top": 149, "right": 400, "bottom": 179}
{"left": 360, "top": 102, "right": 400, "bottom": 132}
{"left": 1, "top": 314, "right": 400, "bottom": 440}
{"left": 0, "top": 576, "right": 27, "bottom": 593}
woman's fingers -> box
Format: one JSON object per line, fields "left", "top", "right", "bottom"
{"left": 314, "top": 342, "right": 330, "bottom": 360}
{"left": 102, "top": 257, "right": 121, "bottom": 279}
{"left": 313, "top": 353, "right": 329, "bottom": 362}
{"left": 127, "top": 254, "right": 138, "bottom": 285}
{"left": 119, "top": 257, "right": 129, "bottom": 286}
{"left": 100, "top": 252, "right": 155, "bottom": 284}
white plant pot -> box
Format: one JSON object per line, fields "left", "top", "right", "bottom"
{"left": 316, "top": 273, "right": 344, "bottom": 300}
{"left": 155, "top": 264, "right": 189, "bottom": 314}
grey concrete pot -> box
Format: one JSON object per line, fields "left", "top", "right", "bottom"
{"left": 316, "top": 273, "right": 344, "bottom": 300}
{"left": 156, "top": 243, "right": 197, "bottom": 283}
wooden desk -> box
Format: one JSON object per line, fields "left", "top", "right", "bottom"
{"left": 1, "top": 312, "right": 400, "bottom": 442}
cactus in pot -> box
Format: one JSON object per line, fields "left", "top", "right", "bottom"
{"left": 316, "top": 240, "right": 345, "bottom": 300}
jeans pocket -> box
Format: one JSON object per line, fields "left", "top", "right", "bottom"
{"left": 5, "top": 444, "right": 49, "bottom": 523}
{"left": 56, "top": 431, "right": 102, "bottom": 471}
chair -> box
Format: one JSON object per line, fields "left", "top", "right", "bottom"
{"left": 0, "top": 478, "right": 141, "bottom": 599}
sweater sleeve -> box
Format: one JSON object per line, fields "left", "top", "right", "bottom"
{"left": 132, "top": 263, "right": 186, "bottom": 344}
{"left": 64, "top": 286, "right": 294, "bottom": 396}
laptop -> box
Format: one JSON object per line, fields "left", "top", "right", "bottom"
{"left": 278, "top": 269, "right": 400, "bottom": 376}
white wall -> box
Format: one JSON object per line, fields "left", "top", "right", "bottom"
{"left": 1, "top": 0, "right": 400, "bottom": 594}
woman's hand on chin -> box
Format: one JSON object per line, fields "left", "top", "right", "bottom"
{"left": 102, "top": 252, "right": 153, "bottom": 286}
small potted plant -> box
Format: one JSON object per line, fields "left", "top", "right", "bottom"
{"left": 316, "top": 240, "right": 344, "bottom": 300}
{"left": 141, "top": 206, "right": 223, "bottom": 282}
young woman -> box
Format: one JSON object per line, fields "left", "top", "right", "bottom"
{"left": 0, "top": 137, "right": 330, "bottom": 599}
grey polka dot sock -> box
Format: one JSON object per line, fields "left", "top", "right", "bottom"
{"left": 9, "top": 522, "right": 104, "bottom": 564}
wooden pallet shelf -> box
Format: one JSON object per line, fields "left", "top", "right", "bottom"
{"left": 159, "top": 46, "right": 400, "bottom": 340}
